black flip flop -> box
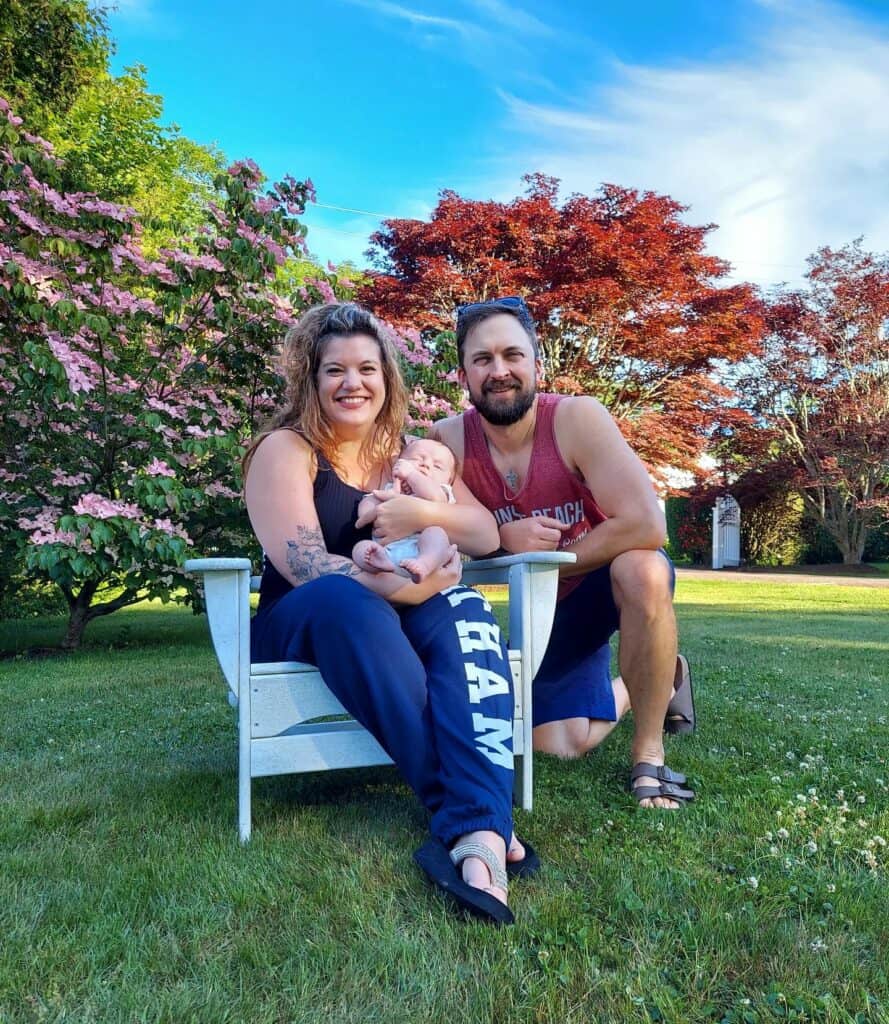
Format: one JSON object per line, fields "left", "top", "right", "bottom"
{"left": 507, "top": 838, "right": 540, "bottom": 879}
{"left": 413, "top": 837, "right": 515, "bottom": 926}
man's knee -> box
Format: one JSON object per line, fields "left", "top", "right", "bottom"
{"left": 533, "top": 719, "right": 589, "bottom": 759}
{"left": 610, "top": 550, "right": 673, "bottom": 618}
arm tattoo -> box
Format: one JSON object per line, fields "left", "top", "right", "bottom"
{"left": 285, "top": 526, "right": 361, "bottom": 585}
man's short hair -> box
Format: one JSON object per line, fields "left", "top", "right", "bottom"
{"left": 455, "top": 295, "right": 539, "bottom": 366}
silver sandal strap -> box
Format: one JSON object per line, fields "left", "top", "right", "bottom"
{"left": 450, "top": 841, "right": 509, "bottom": 892}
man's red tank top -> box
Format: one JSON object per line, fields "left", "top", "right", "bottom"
{"left": 461, "top": 393, "right": 606, "bottom": 600}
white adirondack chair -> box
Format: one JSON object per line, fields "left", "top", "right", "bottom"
{"left": 185, "top": 551, "right": 575, "bottom": 841}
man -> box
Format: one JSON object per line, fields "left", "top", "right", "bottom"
{"left": 432, "top": 296, "right": 696, "bottom": 808}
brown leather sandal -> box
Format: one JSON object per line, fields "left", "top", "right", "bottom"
{"left": 630, "top": 762, "right": 695, "bottom": 805}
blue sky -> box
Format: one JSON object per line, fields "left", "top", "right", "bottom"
{"left": 109, "top": 0, "right": 889, "bottom": 288}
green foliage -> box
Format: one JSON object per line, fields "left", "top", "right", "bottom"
{"left": 741, "top": 491, "right": 806, "bottom": 567}
{"left": 0, "top": 573, "right": 68, "bottom": 620}
{"left": 0, "top": 0, "right": 109, "bottom": 129}
{"left": 46, "top": 64, "right": 226, "bottom": 246}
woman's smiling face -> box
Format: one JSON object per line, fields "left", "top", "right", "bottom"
{"left": 315, "top": 333, "right": 386, "bottom": 437}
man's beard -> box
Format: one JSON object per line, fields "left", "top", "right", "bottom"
{"left": 469, "top": 377, "right": 536, "bottom": 426}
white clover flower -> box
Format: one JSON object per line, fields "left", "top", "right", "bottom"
{"left": 777, "top": 828, "right": 790, "bottom": 839}
{"left": 810, "top": 938, "right": 828, "bottom": 952}
{"left": 771, "top": 775, "right": 782, "bottom": 784}
{"left": 874, "top": 836, "right": 887, "bottom": 848}
{"left": 805, "top": 841, "right": 818, "bottom": 854}
{"left": 807, "top": 787, "right": 817, "bottom": 796}
{"left": 826, "top": 883, "right": 836, "bottom": 893}
{"left": 765, "top": 831, "right": 774, "bottom": 842}
{"left": 769, "top": 845, "right": 779, "bottom": 856}
{"left": 786, "top": 751, "right": 796, "bottom": 761}
{"left": 836, "top": 789, "right": 845, "bottom": 800}
{"left": 796, "top": 793, "right": 807, "bottom": 802}
{"left": 857, "top": 794, "right": 866, "bottom": 803}
{"left": 858, "top": 819, "right": 868, "bottom": 828}
{"left": 747, "top": 876, "right": 759, "bottom": 890}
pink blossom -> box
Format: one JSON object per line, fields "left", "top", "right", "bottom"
{"left": 205, "top": 482, "right": 239, "bottom": 499}
{"left": 46, "top": 333, "right": 98, "bottom": 393}
{"left": 73, "top": 493, "right": 142, "bottom": 520}
{"left": 146, "top": 458, "right": 176, "bottom": 478}
{"left": 227, "top": 159, "right": 263, "bottom": 188}
{"left": 152, "top": 518, "right": 191, "bottom": 541}
{"left": 51, "top": 469, "right": 90, "bottom": 487}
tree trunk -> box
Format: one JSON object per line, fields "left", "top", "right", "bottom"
{"left": 60, "top": 581, "right": 98, "bottom": 651}
{"left": 60, "top": 583, "right": 144, "bottom": 651}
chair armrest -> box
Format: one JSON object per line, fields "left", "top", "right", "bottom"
{"left": 463, "top": 550, "right": 575, "bottom": 581}
{"left": 184, "top": 557, "right": 253, "bottom": 573}
{"left": 184, "top": 557, "right": 253, "bottom": 699}
{"left": 463, "top": 551, "right": 576, "bottom": 678}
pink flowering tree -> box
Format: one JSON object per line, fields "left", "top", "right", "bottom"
{"left": 0, "top": 96, "right": 456, "bottom": 649}
{"left": 0, "top": 96, "right": 317, "bottom": 649}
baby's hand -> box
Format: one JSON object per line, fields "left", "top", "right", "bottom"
{"left": 392, "top": 460, "right": 413, "bottom": 494}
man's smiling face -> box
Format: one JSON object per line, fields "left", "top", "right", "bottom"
{"left": 459, "top": 313, "right": 540, "bottom": 426}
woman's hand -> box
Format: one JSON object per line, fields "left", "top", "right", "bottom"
{"left": 362, "top": 490, "right": 429, "bottom": 543}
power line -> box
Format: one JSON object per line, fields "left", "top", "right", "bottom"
{"left": 302, "top": 221, "right": 377, "bottom": 238}
{"left": 313, "top": 201, "right": 397, "bottom": 219}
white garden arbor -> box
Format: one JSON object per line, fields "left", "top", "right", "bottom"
{"left": 712, "top": 494, "right": 741, "bottom": 569}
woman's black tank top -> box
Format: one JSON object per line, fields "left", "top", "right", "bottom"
{"left": 256, "top": 448, "right": 373, "bottom": 611}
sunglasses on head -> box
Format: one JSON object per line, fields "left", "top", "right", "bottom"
{"left": 455, "top": 295, "right": 533, "bottom": 327}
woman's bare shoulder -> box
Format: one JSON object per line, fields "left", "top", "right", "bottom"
{"left": 249, "top": 428, "right": 316, "bottom": 476}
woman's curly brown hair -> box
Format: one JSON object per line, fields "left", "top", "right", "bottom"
{"left": 243, "top": 302, "right": 408, "bottom": 480}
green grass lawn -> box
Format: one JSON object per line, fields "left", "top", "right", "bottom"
{"left": 1, "top": 580, "right": 887, "bottom": 1024}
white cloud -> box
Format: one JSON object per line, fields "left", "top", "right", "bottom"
{"left": 341, "top": 0, "right": 473, "bottom": 36}
{"left": 495, "top": 1, "right": 889, "bottom": 288}
{"left": 338, "top": 0, "right": 556, "bottom": 73}
{"left": 462, "top": 0, "right": 556, "bottom": 39}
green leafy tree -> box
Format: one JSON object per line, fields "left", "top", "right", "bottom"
{"left": 47, "top": 65, "right": 226, "bottom": 247}
{"left": 0, "top": 0, "right": 109, "bottom": 129}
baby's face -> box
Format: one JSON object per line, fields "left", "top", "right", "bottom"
{"left": 400, "top": 439, "right": 455, "bottom": 485}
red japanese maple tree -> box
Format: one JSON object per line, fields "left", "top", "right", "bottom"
{"left": 360, "top": 174, "right": 765, "bottom": 478}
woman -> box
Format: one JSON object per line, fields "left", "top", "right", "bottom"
{"left": 244, "top": 302, "right": 531, "bottom": 925}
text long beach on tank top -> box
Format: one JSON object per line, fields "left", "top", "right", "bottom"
{"left": 461, "top": 393, "right": 606, "bottom": 600}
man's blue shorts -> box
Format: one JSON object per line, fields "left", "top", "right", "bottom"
{"left": 532, "top": 551, "right": 675, "bottom": 727}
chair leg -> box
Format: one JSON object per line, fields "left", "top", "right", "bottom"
{"left": 517, "top": 730, "right": 533, "bottom": 812}
{"left": 238, "top": 747, "right": 252, "bottom": 843}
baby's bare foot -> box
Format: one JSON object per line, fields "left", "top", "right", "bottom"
{"left": 399, "top": 555, "right": 437, "bottom": 583}
{"left": 361, "top": 542, "right": 397, "bottom": 574}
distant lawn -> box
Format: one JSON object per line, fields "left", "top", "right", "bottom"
{"left": 1, "top": 580, "right": 887, "bottom": 1023}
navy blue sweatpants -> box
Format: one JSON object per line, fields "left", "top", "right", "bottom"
{"left": 250, "top": 575, "right": 514, "bottom": 847}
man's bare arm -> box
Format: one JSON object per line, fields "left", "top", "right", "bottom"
{"left": 555, "top": 397, "right": 665, "bottom": 576}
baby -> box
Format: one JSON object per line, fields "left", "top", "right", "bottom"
{"left": 353, "top": 437, "right": 457, "bottom": 583}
